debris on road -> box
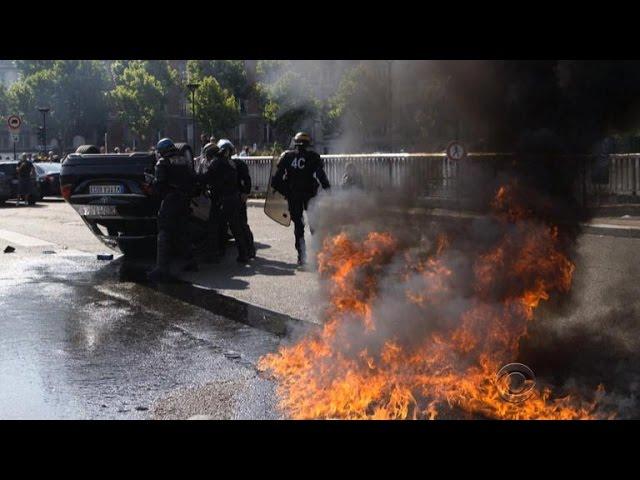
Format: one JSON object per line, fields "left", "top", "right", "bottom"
{"left": 97, "top": 254, "right": 114, "bottom": 261}
{"left": 135, "top": 406, "right": 149, "bottom": 411}
{"left": 224, "top": 350, "right": 241, "bottom": 359}
{"left": 3, "top": 246, "right": 15, "bottom": 253}
{"left": 42, "top": 250, "right": 56, "bottom": 255}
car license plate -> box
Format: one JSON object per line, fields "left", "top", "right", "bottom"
{"left": 11, "top": 179, "right": 18, "bottom": 185}
{"left": 89, "top": 184, "right": 124, "bottom": 194}
{"left": 74, "top": 204, "right": 118, "bottom": 216}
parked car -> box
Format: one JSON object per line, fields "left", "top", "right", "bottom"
{"left": 59, "top": 144, "right": 210, "bottom": 257}
{"left": 0, "top": 161, "right": 41, "bottom": 204}
{"left": 34, "top": 162, "right": 61, "bottom": 197}
{"left": 0, "top": 171, "right": 11, "bottom": 204}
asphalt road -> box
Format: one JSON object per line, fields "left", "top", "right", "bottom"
{"left": 1, "top": 198, "right": 640, "bottom": 419}
{"left": 0, "top": 199, "right": 286, "bottom": 419}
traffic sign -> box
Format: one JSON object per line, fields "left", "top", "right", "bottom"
{"left": 11, "top": 133, "right": 19, "bottom": 143}
{"left": 7, "top": 115, "right": 22, "bottom": 131}
{"left": 446, "top": 141, "right": 466, "bottom": 161}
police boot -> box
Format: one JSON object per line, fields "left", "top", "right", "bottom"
{"left": 147, "top": 230, "right": 173, "bottom": 282}
{"left": 246, "top": 227, "right": 256, "bottom": 258}
{"left": 296, "top": 238, "right": 307, "bottom": 266}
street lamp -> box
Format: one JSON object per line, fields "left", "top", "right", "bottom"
{"left": 187, "top": 82, "right": 200, "bottom": 150}
{"left": 37, "top": 107, "right": 50, "bottom": 154}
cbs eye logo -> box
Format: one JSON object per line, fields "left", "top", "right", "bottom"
{"left": 495, "top": 363, "right": 536, "bottom": 403}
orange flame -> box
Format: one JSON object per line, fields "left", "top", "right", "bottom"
{"left": 259, "top": 185, "right": 610, "bottom": 420}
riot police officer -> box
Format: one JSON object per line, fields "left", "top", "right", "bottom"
{"left": 147, "top": 138, "right": 198, "bottom": 282}
{"left": 203, "top": 139, "right": 251, "bottom": 263}
{"left": 271, "top": 132, "right": 330, "bottom": 265}
{"left": 199, "top": 141, "right": 224, "bottom": 263}
{"left": 233, "top": 155, "right": 256, "bottom": 259}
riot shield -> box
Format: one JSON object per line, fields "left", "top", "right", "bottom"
{"left": 264, "top": 151, "right": 291, "bottom": 227}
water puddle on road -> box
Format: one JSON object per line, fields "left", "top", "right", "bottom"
{"left": 0, "top": 252, "right": 283, "bottom": 419}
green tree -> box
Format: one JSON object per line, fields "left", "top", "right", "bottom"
{"left": 327, "top": 62, "right": 391, "bottom": 149}
{"left": 110, "top": 60, "right": 179, "bottom": 91}
{"left": 192, "top": 76, "right": 239, "bottom": 139}
{"left": 0, "top": 84, "right": 8, "bottom": 117}
{"left": 256, "top": 61, "right": 319, "bottom": 143}
{"left": 14, "top": 60, "right": 55, "bottom": 77}
{"left": 108, "top": 62, "right": 167, "bottom": 142}
{"left": 8, "top": 60, "right": 110, "bottom": 150}
{"left": 186, "top": 60, "right": 248, "bottom": 99}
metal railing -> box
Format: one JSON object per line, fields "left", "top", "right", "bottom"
{"left": 242, "top": 152, "right": 640, "bottom": 203}
{"left": 244, "top": 153, "right": 507, "bottom": 199}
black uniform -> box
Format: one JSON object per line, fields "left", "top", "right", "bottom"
{"left": 151, "top": 152, "right": 196, "bottom": 275}
{"left": 271, "top": 148, "right": 330, "bottom": 260}
{"left": 204, "top": 155, "right": 250, "bottom": 261}
{"left": 233, "top": 158, "right": 256, "bottom": 258}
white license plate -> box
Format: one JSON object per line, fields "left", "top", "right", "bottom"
{"left": 11, "top": 179, "right": 18, "bottom": 185}
{"left": 74, "top": 205, "right": 118, "bottom": 216}
{"left": 90, "top": 184, "right": 124, "bottom": 194}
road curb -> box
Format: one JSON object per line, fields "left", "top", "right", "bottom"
{"left": 408, "top": 207, "right": 640, "bottom": 239}
{"left": 580, "top": 223, "right": 640, "bottom": 239}
{"left": 152, "top": 279, "right": 319, "bottom": 338}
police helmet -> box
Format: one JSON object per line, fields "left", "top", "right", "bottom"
{"left": 156, "top": 138, "right": 178, "bottom": 157}
{"left": 216, "top": 139, "right": 235, "bottom": 156}
{"left": 294, "top": 131, "right": 312, "bottom": 146}
{"left": 202, "top": 142, "right": 219, "bottom": 160}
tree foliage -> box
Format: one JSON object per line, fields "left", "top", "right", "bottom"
{"left": 8, "top": 60, "right": 110, "bottom": 149}
{"left": 328, "top": 63, "right": 390, "bottom": 146}
{"left": 186, "top": 60, "right": 248, "bottom": 99}
{"left": 108, "top": 62, "right": 167, "bottom": 141}
{"left": 256, "top": 60, "right": 319, "bottom": 142}
{"left": 0, "top": 84, "right": 8, "bottom": 117}
{"left": 192, "top": 76, "right": 239, "bottom": 139}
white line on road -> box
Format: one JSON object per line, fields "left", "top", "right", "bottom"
{"left": 0, "top": 228, "right": 55, "bottom": 247}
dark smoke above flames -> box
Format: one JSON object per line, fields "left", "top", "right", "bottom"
{"left": 259, "top": 60, "right": 640, "bottom": 419}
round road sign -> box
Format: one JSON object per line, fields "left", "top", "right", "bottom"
{"left": 7, "top": 115, "right": 22, "bottom": 130}
{"left": 446, "top": 141, "right": 466, "bottom": 161}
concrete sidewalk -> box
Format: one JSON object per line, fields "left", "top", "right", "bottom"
{"left": 178, "top": 201, "right": 325, "bottom": 326}
{"left": 175, "top": 199, "right": 640, "bottom": 327}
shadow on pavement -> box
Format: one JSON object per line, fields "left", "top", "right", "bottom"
{"left": 110, "top": 254, "right": 307, "bottom": 338}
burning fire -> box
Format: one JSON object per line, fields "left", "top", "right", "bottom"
{"left": 259, "top": 185, "right": 610, "bottom": 419}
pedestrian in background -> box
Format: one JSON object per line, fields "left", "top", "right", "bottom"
{"left": 342, "top": 162, "right": 364, "bottom": 190}
{"left": 16, "top": 153, "right": 34, "bottom": 206}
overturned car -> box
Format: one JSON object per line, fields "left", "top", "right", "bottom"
{"left": 60, "top": 144, "right": 211, "bottom": 257}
